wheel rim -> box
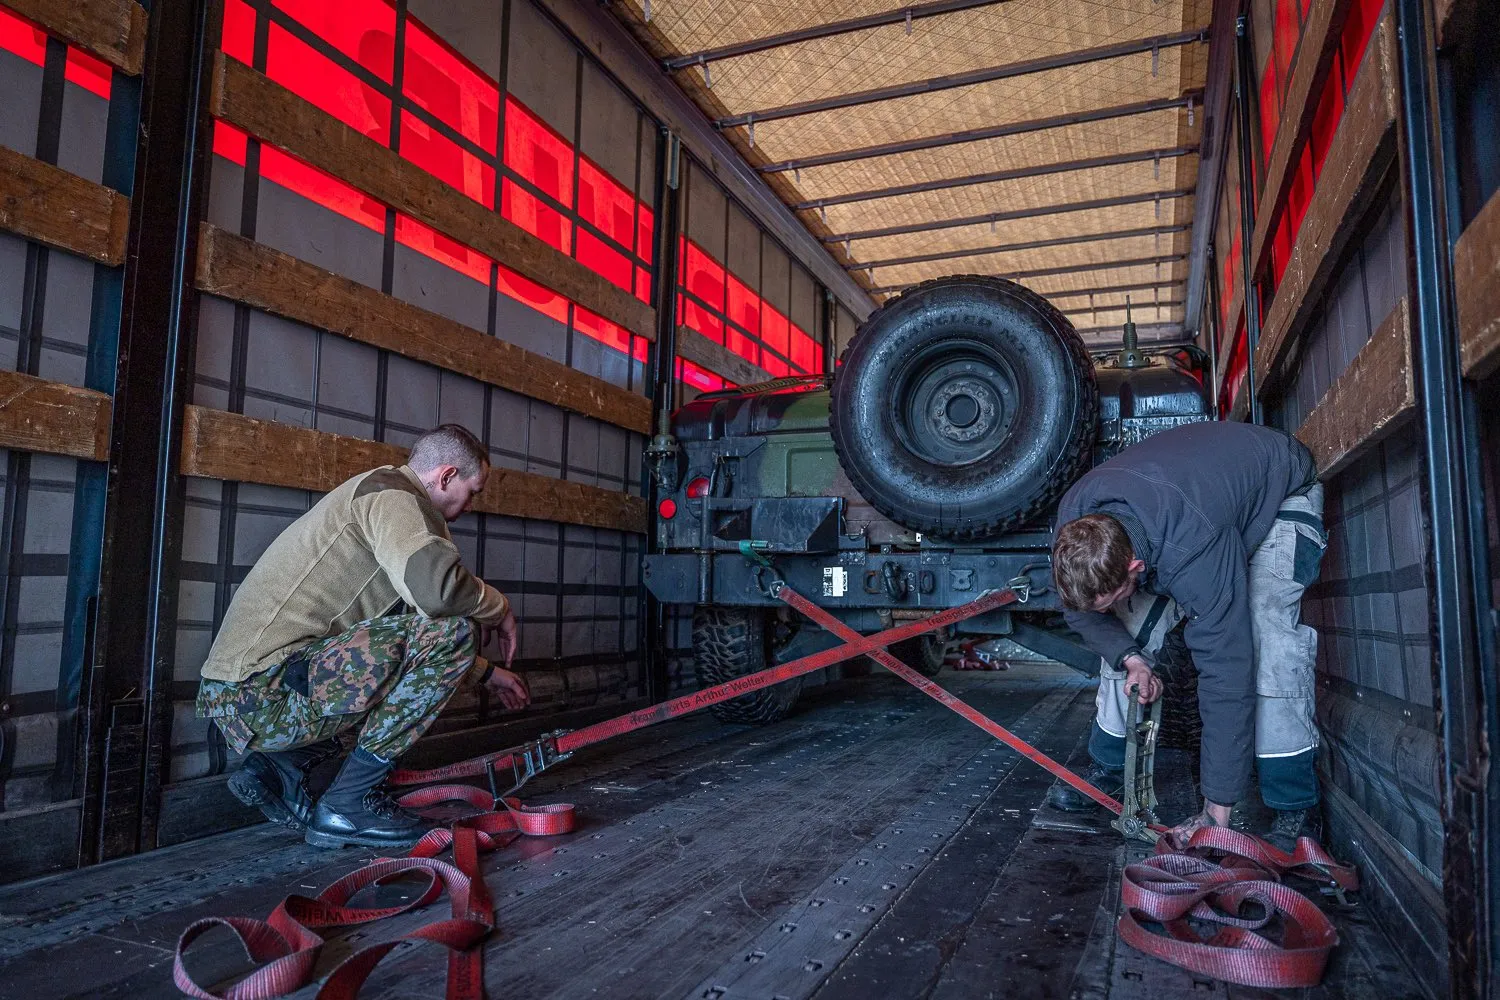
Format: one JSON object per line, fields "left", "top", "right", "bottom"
{"left": 891, "top": 340, "right": 1019, "bottom": 467}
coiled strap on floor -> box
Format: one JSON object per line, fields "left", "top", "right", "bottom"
{"left": 171, "top": 803, "right": 576, "bottom": 999}
{"left": 1117, "top": 827, "right": 1359, "bottom": 988}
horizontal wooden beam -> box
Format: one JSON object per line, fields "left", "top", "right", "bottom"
{"left": 674, "top": 327, "right": 772, "bottom": 387}
{"left": 208, "top": 53, "right": 656, "bottom": 342}
{"left": 179, "top": 406, "right": 648, "bottom": 533}
{"left": 1454, "top": 187, "right": 1500, "bottom": 381}
{"left": 195, "top": 225, "right": 653, "bottom": 435}
{"left": 0, "top": 369, "right": 111, "bottom": 461}
{"left": 0, "top": 143, "right": 129, "bottom": 265}
{"left": 1297, "top": 298, "right": 1412, "bottom": 477}
{"left": 1255, "top": 15, "right": 1399, "bottom": 396}
{"left": 1247, "top": 0, "right": 1352, "bottom": 279}
{"left": 4, "top": 0, "right": 147, "bottom": 75}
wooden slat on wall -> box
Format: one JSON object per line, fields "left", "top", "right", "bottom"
{"left": 1297, "top": 298, "right": 1412, "bottom": 477}
{"left": 1255, "top": 15, "right": 1399, "bottom": 394}
{"left": 0, "top": 144, "right": 130, "bottom": 265}
{"left": 675, "top": 326, "right": 772, "bottom": 388}
{"left": 1248, "top": 0, "right": 1352, "bottom": 277}
{"left": 1454, "top": 188, "right": 1500, "bottom": 381}
{"left": 4, "top": 0, "right": 147, "bottom": 75}
{"left": 179, "top": 406, "right": 648, "bottom": 534}
{"left": 196, "top": 225, "right": 654, "bottom": 435}
{"left": 0, "top": 369, "right": 111, "bottom": 461}
{"left": 208, "top": 54, "right": 656, "bottom": 342}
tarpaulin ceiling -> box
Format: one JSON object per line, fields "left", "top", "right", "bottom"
{"left": 611, "top": 0, "right": 1213, "bottom": 342}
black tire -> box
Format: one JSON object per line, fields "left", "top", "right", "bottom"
{"left": 1154, "top": 624, "right": 1201, "bottom": 751}
{"left": 830, "top": 275, "right": 1097, "bottom": 541}
{"left": 692, "top": 606, "right": 802, "bottom": 725}
{"left": 887, "top": 634, "right": 946, "bottom": 676}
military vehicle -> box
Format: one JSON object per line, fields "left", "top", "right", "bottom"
{"left": 642, "top": 275, "right": 1210, "bottom": 723}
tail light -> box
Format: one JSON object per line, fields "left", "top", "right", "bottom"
{"left": 685, "top": 476, "right": 711, "bottom": 499}
{"left": 658, "top": 498, "right": 678, "bottom": 519}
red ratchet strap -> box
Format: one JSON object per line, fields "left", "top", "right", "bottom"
{"left": 175, "top": 586, "right": 1018, "bottom": 998}
{"left": 1117, "top": 827, "right": 1360, "bottom": 988}
{"left": 774, "top": 582, "right": 1130, "bottom": 817}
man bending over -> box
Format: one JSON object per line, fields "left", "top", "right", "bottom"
{"left": 197, "top": 423, "right": 529, "bottom": 850}
{"left": 1047, "top": 421, "right": 1326, "bottom": 851}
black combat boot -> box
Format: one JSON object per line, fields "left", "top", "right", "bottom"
{"left": 304, "top": 747, "right": 433, "bottom": 850}
{"left": 1265, "top": 808, "right": 1322, "bottom": 853}
{"left": 1044, "top": 761, "right": 1123, "bottom": 813}
{"left": 227, "top": 739, "right": 342, "bottom": 831}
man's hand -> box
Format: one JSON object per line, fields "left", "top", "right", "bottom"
{"left": 1165, "top": 798, "right": 1233, "bottom": 849}
{"left": 483, "top": 661, "right": 530, "bottom": 711}
{"left": 1122, "top": 654, "right": 1162, "bottom": 704}
{"left": 482, "top": 611, "right": 519, "bottom": 669}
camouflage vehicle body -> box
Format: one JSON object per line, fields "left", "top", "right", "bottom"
{"left": 643, "top": 352, "right": 1210, "bottom": 642}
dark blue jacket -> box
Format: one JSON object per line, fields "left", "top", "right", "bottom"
{"left": 1057, "top": 422, "right": 1316, "bottom": 805}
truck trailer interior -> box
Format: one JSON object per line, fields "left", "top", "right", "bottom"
{"left": 0, "top": 0, "right": 1496, "bottom": 996}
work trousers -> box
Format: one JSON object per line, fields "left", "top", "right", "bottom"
{"left": 197, "top": 614, "right": 476, "bottom": 762}
{"left": 1087, "top": 484, "right": 1326, "bottom": 810}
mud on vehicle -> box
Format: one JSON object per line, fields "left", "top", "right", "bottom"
{"left": 643, "top": 275, "right": 1211, "bottom": 725}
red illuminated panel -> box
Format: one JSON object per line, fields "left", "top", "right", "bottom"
{"left": 272, "top": 0, "right": 396, "bottom": 82}
{"left": 0, "top": 9, "right": 111, "bottom": 99}
{"left": 576, "top": 229, "right": 631, "bottom": 291}
{"left": 401, "top": 115, "right": 493, "bottom": 205}
{"left": 266, "top": 23, "right": 391, "bottom": 142}
{"left": 213, "top": 121, "right": 249, "bottom": 164}
{"left": 502, "top": 178, "right": 569, "bottom": 252}
{"left": 683, "top": 299, "right": 723, "bottom": 345}
{"left": 634, "top": 267, "right": 651, "bottom": 304}
{"left": 575, "top": 307, "right": 631, "bottom": 354}
{"left": 762, "top": 353, "right": 790, "bottom": 378}
{"left": 403, "top": 19, "right": 498, "bottom": 152}
{"left": 761, "top": 304, "right": 790, "bottom": 356}
{"left": 1287, "top": 146, "right": 1313, "bottom": 234}
{"left": 725, "top": 326, "right": 758, "bottom": 366}
{"left": 65, "top": 47, "right": 110, "bottom": 98}
{"left": 726, "top": 275, "right": 760, "bottom": 335}
{"left": 578, "top": 158, "right": 635, "bottom": 251}
{"left": 0, "top": 7, "right": 46, "bottom": 66}
{"left": 505, "top": 97, "right": 573, "bottom": 209}
{"left": 395, "top": 214, "right": 491, "bottom": 284}
{"left": 1308, "top": 67, "right": 1344, "bottom": 178}
{"left": 260, "top": 144, "right": 385, "bottom": 232}
{"left": 222, "top": 0, "right": 256, "bottom": 62}
{"left": 497, "top": 264, "right": 568, "bottom": 325}
{"left": 632, "top": 337, "right": 650, "bottom": 363}
{"left": 637, "top": 206, "right": 654, "bottom": 263}
{"left": 1272, "top": 0, "right": 1298, "bottom": 103}
{"left": 790, "top": 326, "right": 818, "bottom": 373}
{"left": 684, "top": 241, "right": 725, "bottom": 310}
{"left": 1258, "top": 69, "right": 1280, "bottom": 161}
{"left": 1338, "top": 0, "right": 1381, "bottom": 88}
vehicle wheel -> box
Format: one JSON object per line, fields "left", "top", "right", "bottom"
{"left": 830, "top": 275, "right": 1097, "bottom": 540}
{"left": 888, "top": 634, "right": 946, "bottom": 676}
{"left": 1154, "top": 624, "right": 1201, "bottom": 751}
{"left": 692, "top": 606, "right": 802, "bottom": 725}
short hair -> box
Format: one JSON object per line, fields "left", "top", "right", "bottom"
{"left": 408, "top": 424, "right": 488, "bottom": 479}
{"left": 1053, "top": 514, "right": 1134, "bottom": 611}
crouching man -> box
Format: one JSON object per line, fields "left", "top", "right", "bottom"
{"left": 196, "top": 424, "right": 530, "bottom": 850}
{"left": 1047, "top": 422, "right": 1327, "bottom": 851}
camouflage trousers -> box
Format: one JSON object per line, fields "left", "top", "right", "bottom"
{"left": 197, "top": 614, "right": 476, "bottom": 761}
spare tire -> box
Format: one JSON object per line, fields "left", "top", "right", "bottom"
{"left": 830, "top": 276, "right": 1097, "bottom": 540}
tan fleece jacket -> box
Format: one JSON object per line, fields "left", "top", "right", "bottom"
{"left": 199, "top": 465, "right": 509, "bottom": 683}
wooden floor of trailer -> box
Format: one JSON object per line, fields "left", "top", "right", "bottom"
{"left": 0, "top": 664, "right": 1429, "bottom": 1000}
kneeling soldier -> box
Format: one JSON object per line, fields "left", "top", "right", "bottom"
{"left": 196, "top": 424, "right": 529, "bottom": 849}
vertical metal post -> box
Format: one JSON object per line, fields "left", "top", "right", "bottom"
{"left": 640, "top": 128, "right": 682, "bottom": 705}
{"left": 1205, "top": 244, "right": 1222, "bottom": 416}
{"left": 1394, "top": 0, "right": 1488, "bottom": 994}
{"left": 81, "top": 0, "right": 217, "bottom": 862}
{"left": 1233, "top": 14, "right": 1263, "bottom": 425}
